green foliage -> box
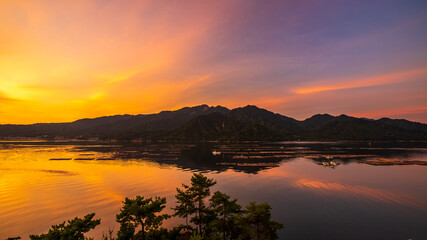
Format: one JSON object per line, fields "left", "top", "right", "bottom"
{"left": 116, "top": 196, "right": 169, "bottom": 240}
{"left": 116, "top": 223, "right": 135, "bottom": 240}
{"left": 25, "top": 173, "right": 284, "bottom": 240}
{"left": 237, "top": 202, "right": 284, "bottom": 240}
{"left": 173, "top": 186, "right": 195, "bottom": 226}
{"left": 102, "top": 228, "right": 116, "bottom": 240}
{"left": 29, "top": 213, "right": 100, "bottom": 240}
{"left": 166, "top": 224, "right": 194, "bottom": 240}
{"left": 145, "top": 227, "right": 169, "bottom": 240}
{"left": 189, "top": 232, "right": 203, "bottom": 240}
{"left": 173, "top": 174, "right": 284, "bottom": 240}
{"left": 210, "top": 191, "right": 243, "bottom": 240}
{"left": 174, "top": 173, "right": 216, "bottom": 236}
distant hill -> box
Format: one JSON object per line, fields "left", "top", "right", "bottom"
{"left": 169, "top": 112, "right": 280, "bottom": 141}
{"left": 0, "top": 105, "right": 426, "bottom": 141}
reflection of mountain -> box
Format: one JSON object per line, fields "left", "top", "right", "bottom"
{"left": 2, "top": 141, "right": 425, "bottom": 173}
{"left": 1, "top": 105, "right": 426, "bottom": 140}
{"left": 28, "top": 141, "right": 427, "bottom": 173}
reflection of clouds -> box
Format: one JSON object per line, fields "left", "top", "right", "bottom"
{"left": 294, "top": 179, "right": 426, "bottom": 209}
{"left": 0, "top": 149, "right": 191, "bottom": 237}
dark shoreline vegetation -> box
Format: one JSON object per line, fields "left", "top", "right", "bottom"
{"left": 8, "top": 173, "right": 283, "bottom": 240}
{"left": 1, "top": 105, "right": 426, "bottom": 141}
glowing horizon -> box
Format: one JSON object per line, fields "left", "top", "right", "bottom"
{"left": 1, "top": 0, "right": 426, "bottom": 124}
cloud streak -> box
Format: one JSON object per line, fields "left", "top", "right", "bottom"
{"left": 293, "top": 68, "right": 427, "bottom": 94}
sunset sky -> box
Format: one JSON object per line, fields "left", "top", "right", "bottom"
{"left": 1, "top": 0, "right": 426, "bottom": 124}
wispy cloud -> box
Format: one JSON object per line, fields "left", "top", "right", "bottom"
{"left": 293, "top": 68, "right": 427, "bottom": 94}
{"left": 353, "top": 105, "right": 427, "bottom": 121}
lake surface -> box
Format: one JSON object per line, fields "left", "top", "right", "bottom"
{"left": 1, "top": 140, "right": 426, "bottom": 240}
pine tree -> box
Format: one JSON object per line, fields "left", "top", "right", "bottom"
{"left": 174, "top": 173, "right": 216, "bottom": 236}
{"left": 116, "top": 196, "right": 169, "bottom": 240}
{"left": 237, "top": 202, "right": 284, "bottom": 240}
{"left": 210, "top": 191, "right": 243, "bottom": 240}
{"left": 29, "top": 213, "right": 100, "bottom": 240}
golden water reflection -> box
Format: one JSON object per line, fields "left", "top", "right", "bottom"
{"left": 1, "top": 142, "right": 427, "bottom": 239}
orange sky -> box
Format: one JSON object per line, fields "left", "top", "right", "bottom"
{"left": 1, "top": 0, "right": 426, "bottom": 123}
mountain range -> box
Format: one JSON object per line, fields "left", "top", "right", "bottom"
{"left": 1, "top": 105, "right": 426, "bottom": 141}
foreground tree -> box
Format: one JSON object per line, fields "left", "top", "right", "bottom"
{"left": 172, "top": 186, "right": 195, "bottom": 226}
{"left": 210, "top": 191, "right": 243, "bottom": 240}
{"left": 237, "top": 202, "right": 284, "bottom": 240}
{"left": 24, "top": 174, "right": 284, "bottom": 239}
{"left": 116, "top": 196, "right": 169, "bottom": 240}
{"left": 174, "top": 173, "right": 216, "bottom": 236}
{"left": 29, "top": 213, "right": 100, "bottom": 240}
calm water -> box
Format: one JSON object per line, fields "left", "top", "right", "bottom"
{"left": 0, "top": 140, "right": 426, "bottom": 240}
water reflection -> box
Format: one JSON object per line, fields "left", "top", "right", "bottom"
{"left": 67, "top": 141, "right": 427, "bottom": 173}
{"left": 0, "top": 140, "right": 426, "bottom": 239}
{"left": 294, "top": 178, "right": 426, "bottom": 209}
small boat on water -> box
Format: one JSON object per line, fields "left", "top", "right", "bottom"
{"left": 212, "top": 150, "right": 221, "bottom": 155}
{"left": 318, "top": 160, "right": 339, "bottom": 168}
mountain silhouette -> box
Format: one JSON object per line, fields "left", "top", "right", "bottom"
{"left": 0, "top": 105, "right": 426, "bottom": 140}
